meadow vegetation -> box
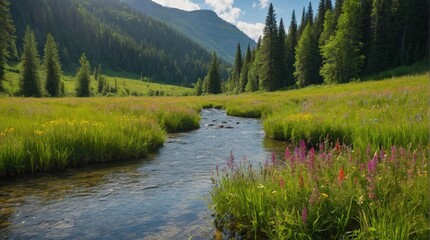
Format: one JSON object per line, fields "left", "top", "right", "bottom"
{"left": 209, "top": 73, "right": 429, "bottom": 238}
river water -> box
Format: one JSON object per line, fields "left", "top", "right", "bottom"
{"left": 0, "top": 109, "right": 287, "bottom": 239}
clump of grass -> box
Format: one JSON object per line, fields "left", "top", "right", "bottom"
{"left": 0, "top": 97, "right": 201, "bottom": 176}
{"left": 261, "top": 74, "right": 428, "bottom": 151}
{"left": 210, "top": 142, "right": 429, "bottom": 239}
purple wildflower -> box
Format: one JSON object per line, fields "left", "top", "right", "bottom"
{"left": 308, "top": 147, "right": 315, "bottom": 170}
{"left": 285, "top": 148, "right": 291, "bottom": 161}
{"left": 301, "top": 207, "right": 308, "bottom": 225}
{"left": 367, "top": 153, "right": 378, "bottom": 173}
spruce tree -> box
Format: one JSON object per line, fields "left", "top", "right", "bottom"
{"left": 205, "top": 52, "right": 221, "bottom": 94}
{"left": 194, "top": 78, "right": 203, "bottom": 96}
{"left": 306, "top": 2, "right": 314, "bottom": 26}
{"left": 321, "top": 0, "right": 364, "bottom": 84}
{"left": 239, "top": 44, "right": 252, "bottom": 92}
{"left": 75, "top": 53, "right": 92, "bottom": 97}
{"left": 319, "top": 9, "right": 335, "bottom": 46}
{"left": 20, "top": 26, "right": 42, "bottom": 97}
{"left": 278, "top": 18, "right": 287, "bottom": 88}
{"left": 294, "top": 24, "right": 320, "bottom": 87}
{"left": 43, "top": 34, "right": 62, "bottom": 97}
{"left": 232, "top": 43, "right": 242, "bottom": 92}
{"left": 258, "top": 3, "right": 280, "bottom": 91}
{"left": 285, "top": 11, "right": 298, "bottom": 87}
{"left": 298, "top": 7, "right": 306, "bottom": 37}
{"left": 0, "top": 0, "right": 15, "bottom": 87}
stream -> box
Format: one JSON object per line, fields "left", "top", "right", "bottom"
{"left": 0, "top": 108, "right": 287, "bottom": 239}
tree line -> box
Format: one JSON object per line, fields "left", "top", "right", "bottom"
{"left": 7, "top": 0, "right": 214, "bottom": 86}
{"left": 225, "top": 0, "right": 428, "bottom": 93}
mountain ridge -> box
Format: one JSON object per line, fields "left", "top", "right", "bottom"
{"left": 120, "top": 0, "right": 256, "bottom": 63}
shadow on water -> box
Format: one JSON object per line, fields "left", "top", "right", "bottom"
{"left": 0, "top": 109, "right": 287, "bottom": 239}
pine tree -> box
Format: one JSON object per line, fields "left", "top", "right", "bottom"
{"left": 97, "top": 65, "right": 106, "bottom": 94}
{"left": 278, "top": 18, "right": 287, "bottom": 88}
{"left": 333, "top": 0, "right": 344, "bottom": 23}
{"left": 239, "top": 44, "right": 252, "bottom": 92}
{"left": 366, "top": 0, "right": 393, "bottom": 74}
{"left": 232, "top": 43, "right": 242, "bottom": 92}
{"left": 298, "top": 7, "right": 306, "bottom": 37}
{"left": 20, "top": 26, "right": 42, "bottom": 97}
{"left": 43, "top": 34, "right": 62, "bottom": 97}
{"left": 205, "top": 52, "right": 221, "bottom": 94}
{"left": 319, "top": 9, "right": 336, "bottom": 46}
{"left": 285, "top": 10, "right": 298, "bottom": 87}
{"left": 258, "top": 3, "right": 280, "bottom": 91}
{"left": 321, "top": 0, "right": 364, "bottom": 84}
{"left": 294, "top": 24, "right": 320, "bottom": 87}
{"left": 306, "top": 2, "right": 314, "bottom": 26}
{"left": 194, "top": 78, "right": 203, "bottom": 96}
{"left": 0, "top": 0, "right": 15, "bottom": 86}
{"left": 325, "top": 0, "right": 333, "bottom": 11}
{"left": 75, "top": 53, "right": 92, "bottom": 97}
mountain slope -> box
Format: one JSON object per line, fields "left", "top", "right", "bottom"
{"left": 9, "top": 0, "right": 212, "bottom": 85}
{"left": 120, "top": 0, "right": 256, "bottom": 63}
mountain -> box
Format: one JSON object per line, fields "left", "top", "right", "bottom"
{"left": 9, "top": 0, "right": 213, "bottom": 85}
{"left": 120, "top": 0, "right": 256, "bottom": 63}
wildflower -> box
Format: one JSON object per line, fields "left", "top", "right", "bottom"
{"left": 279, "top": 177, "right": 285, "bottom": 189}
{"left": 335, "top": 140, "right": 341, "bottom": 152}
{"left": 35, "top": 130, "right": 44, "bottom": 135}
{"left": 307, "top": 148, "right": 315, "bottom": 170}
{"left": 302, "top": 207, "right": 308, "bottom": 224}
{"left": 367, "top": 152, "right": 378, "bottom": 173}
{"left": 321, "top": 193, "right": 329, "bottom": 199}
{"left": 338, "top": 167, "right": 345, "bottom": 183}
{"left": 257, "top": 184, "right": 264, "bottom": 189}
{"left": 301, "top": 207, "right": 308, "bottom": 225}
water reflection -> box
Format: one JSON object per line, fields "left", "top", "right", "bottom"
{"left": 0, "top": 109, "right": 287, "bottom": 239}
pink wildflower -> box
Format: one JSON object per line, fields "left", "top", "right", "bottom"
{"left": 301, "top": 207, "right": 308, "bottom": 225}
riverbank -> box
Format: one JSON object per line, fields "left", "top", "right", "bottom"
{"left": 0, "top": 73, "right": 427, "bottom": 177}
{"left": 0, "top": 97, "right": 201, "bottom": 176}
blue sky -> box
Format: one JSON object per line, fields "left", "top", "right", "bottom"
{"left": 151, "top": 0, "right": 319, "bottom": 41}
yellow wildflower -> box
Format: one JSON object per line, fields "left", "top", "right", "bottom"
{"left": 321, "top": 193, "right": 329, "bottom": 199}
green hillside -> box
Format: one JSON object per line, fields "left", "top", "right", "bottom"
{"left": 9, "top": 0, "right": 213, "bottom": 86}
{"left": 121, "top": 0, "right": 256, "bottom": 63}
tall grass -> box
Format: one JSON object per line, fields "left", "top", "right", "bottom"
{"left": 211, "top": 143, "right": 429, "bottom": 239}
{"left": 212, "top": 74, "right": 428, "bottom": 152}
{"left": 0, "top": 97, "right": 201, "bottom": 176}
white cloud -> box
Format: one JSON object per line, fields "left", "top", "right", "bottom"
{"left": 236, "top": 21, "right": 264, "bottom": 41}
{"left": 151, "top": 0, "right": 200, "bottom": 11}
{"left": 259, "top": 0, "right": 269, "bottom": 9}
{"left": 252, "top": 2, "right": 257, "bottom": 8}
{"left": 205, "top": 0, "right": 242, "bottom": 24}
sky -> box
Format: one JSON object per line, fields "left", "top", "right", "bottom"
{"left": 151, "top": 0, "right": 319, "bottom": 41}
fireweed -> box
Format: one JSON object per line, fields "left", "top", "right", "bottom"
{"left": 210, "top": 142, "right": 429, "bottom": 239}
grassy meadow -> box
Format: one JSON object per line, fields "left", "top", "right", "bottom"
{"left": 2, "top": 63, "right": 194, "bottom": 97}
{"left": 0, "top": 68, "right": 428, "bottom": 237}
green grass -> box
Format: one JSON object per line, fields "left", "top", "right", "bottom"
{"left": 0, "top": 97, "right": 202, "bottom": 176}
{"left": 2, "top": 63, "right": 193, "bottom": 97}
{"left": 203, "top": 74, "right": 428, "bottom": 152}
{"left": 211, "top": 143, "right": 429, "bottom": 239}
